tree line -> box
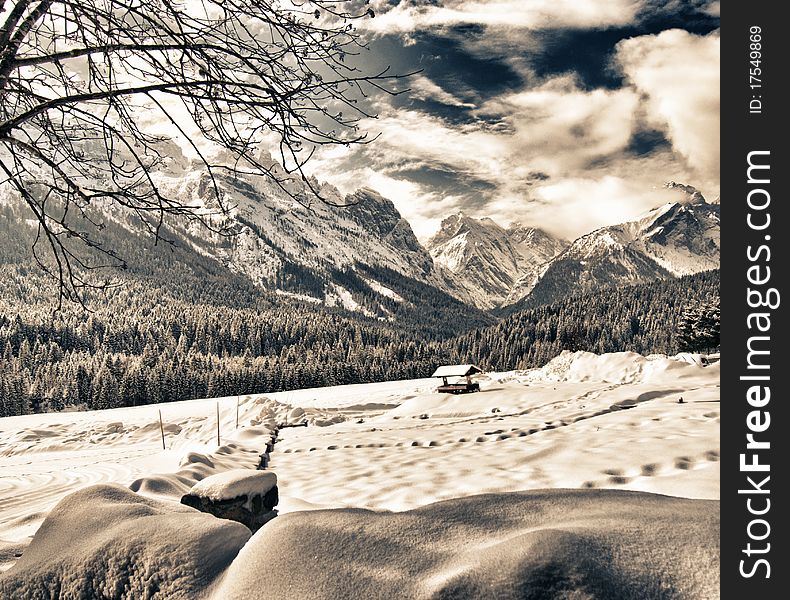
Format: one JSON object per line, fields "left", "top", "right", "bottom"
{"left": 0, "top": 268, "right": 719, "bottom": 417}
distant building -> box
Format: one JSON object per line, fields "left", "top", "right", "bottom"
{"left": 432, "top": 365, "right": 483, "bottom": 394}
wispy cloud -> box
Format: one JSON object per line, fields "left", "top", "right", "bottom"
{"left": 407, "top": 74, "right": 477, "bottom": 108}
{"left": 364, "top": 0, "right": 643, "bottom": 33}
{"left": 311, "top": 75, "right": 651, "bottom": 239}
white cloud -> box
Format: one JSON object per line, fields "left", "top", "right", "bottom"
{"left": 703, "top": 1, "right": 720, "bottom": 17}
{"left": 478, "top": 76, "right": 640, "bottom": 175}
{"left": 407, "top": 75, "right": 476, "bottom": 108}
{"left": 521, "top": 175, "right": 692, "bottom": 237}
{"left": 354, "top": 76, "right": 640, "bottom": 189}
{"left": 365, "top": 0, "right": 643, "bottom": 33}
{"left": 616, "top": 29, "right": 720, "bottom": 188}
{"left": 307, "top": 31, "right": 721, "bottom": 241}
{"left": 309, "top": 77, "right": 651, "bottom": 238}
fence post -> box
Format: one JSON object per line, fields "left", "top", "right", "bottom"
{"left": 158, "top": 410, "right": 165, "bottom": 450}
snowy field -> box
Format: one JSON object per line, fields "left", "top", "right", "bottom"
{"left": 0, "top": 351, "right": 720, "bottom": 598}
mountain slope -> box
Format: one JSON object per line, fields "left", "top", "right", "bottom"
{"left": 144, "top": 156, "right": 445, "bottom": 308}
{"left": 0, "top": 144, "right": 496, "bottom": 331}
{"left": 427, "top": 214, "right": 566, "bottom": 309}
{"left": 506, "top": 185, "right": 720, "bottom": 310}
{"left": 0, "top": 195, "right": 492, "bottom": 341}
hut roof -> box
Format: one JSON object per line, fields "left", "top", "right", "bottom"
{"left": 431, "top": 365, "right": 483, "bottom": 378}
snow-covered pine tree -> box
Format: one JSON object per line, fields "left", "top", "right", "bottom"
{"left": 677, "top": 300, "right": 720, "bottom": 353}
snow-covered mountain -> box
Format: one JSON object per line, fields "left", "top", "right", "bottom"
{"left": 506, "top": 184, "right": 720, "bottom": 308}
{"left": 0, "top": 148, "right": 496, "bottom": 331}
{"left": 427, "top": 214, "right": 567, "bottom": 309}
{"left": 99, "top": 151, "right": 469, "bottom": 317}
{"left": 3, "top": 147, "right": 719, "bottom": 319}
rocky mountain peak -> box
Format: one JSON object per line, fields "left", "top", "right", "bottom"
{"left": 427, "top": 213, "right": 567, "bottom": 309}
{"left": 663, "top": 181, "right": 707, "bottom": 205}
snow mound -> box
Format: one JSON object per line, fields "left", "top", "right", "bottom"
{"left": 179, "top": 451, "right": 215, "bottom": 468}
{"left": 0, "top": 484, "right": 250, "bottom": 600}
{"left": 228, "top": 426, "right": 274, "bottom": 444}
{"left": 213, "top": 489, "right": 719, "bottom": 599}
{"left": 311, "top": 414, "right": 346, "bottom": 427}
{"left": 4, "top": 486, "right": 715, "bottom": 599}
{"left": 287, "top": 407, "right": 306, "bottom": 422}
{"left": 526, "top": 350, "right": 715, "bottom": 384}
{"left": 130, "top": 442, "right": 267, "bottom": 502}
{"left": 189, "top": 469, "right": 277, "bottom": 502}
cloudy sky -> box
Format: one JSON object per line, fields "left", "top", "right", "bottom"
{"left": 304, "top": 0, "right": 720, "bottom": 241}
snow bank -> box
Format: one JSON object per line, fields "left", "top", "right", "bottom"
{"left": 213, "top": 489, "right": 719, "bottom": 600}
{"left": 1, "top": 487, "right": 717, "bottom": 600}
{"left": 387, "top": 392, "right": 494, "bottom": 419}
{"left": 287, "top": 407, "right": 306, "bottom": 423}
{"left": 129, "top": 442, "right": 266, "bottom": 503}
{"left": 189, "top": 469, "right": 277, "bottom": 502}
{"left": 0, "top": 484, "right": 250, "bottom": 599}
{"left": 526, "top": 350, "right": 717, "bottom": 384}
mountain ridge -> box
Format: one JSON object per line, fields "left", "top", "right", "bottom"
{"left": 1, "top": 151, "right": 719, "bottom": 316}
{"left": 505, "top": 186, "right": 719, "bottom": 311}
{"left": 427, "top": 213, "right": 567, "bottom": 309}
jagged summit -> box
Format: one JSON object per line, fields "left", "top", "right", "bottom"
{"left": 428, "top": 182, "right": 720, "bottom": 310}
{"left": 506, "top": 191, "right": 720, "bottom": 309}
{"left": 427, "top": 214, "right": 567, "bottom": 310}
{"left": 663, "top": 181, "right": 707, "bottom": 205}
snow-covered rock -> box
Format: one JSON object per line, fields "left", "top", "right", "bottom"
{"left": 182, "top": 469, "right": 278, "bottom": 530}
{"left": 187, "top": 469, "right": 277, "bottom": 503}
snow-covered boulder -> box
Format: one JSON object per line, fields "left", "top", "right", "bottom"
{"left": 181, "top": 469, "right": 278, "bottom": 530}
{"left": 0, "top": 484, "right": 249, "bottom": 599}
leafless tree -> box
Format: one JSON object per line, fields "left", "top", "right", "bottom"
{"left": 0, "top": 0, "right": 408, "bottom": 305}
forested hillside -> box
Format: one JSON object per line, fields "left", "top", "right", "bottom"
{"left": 447, "top": 270, "right": 720, "bottom": 370}
{"left": 0, "top": 266, "right": 718, "bottom": 417}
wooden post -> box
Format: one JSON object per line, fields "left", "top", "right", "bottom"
{"left": 216, "top": 402, "right": 220, "bottom": 446}
{"left": 236, "top": 395, "right": 239, "bottom": 429}
{"left": 158, "top": 410, "right": 165, "bottom": 450}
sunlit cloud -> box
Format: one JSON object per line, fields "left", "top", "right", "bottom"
{"left": 407, "top": 74, "right": 477, "bottom": 108}
{"left": 615, "top": 29, "right": 720, "bottom": 192}
{"left": 303, "top": 3, "right": 720, "bottom": 241}
{"left": 364, "top": 0, "right": 643, "bottom": 33}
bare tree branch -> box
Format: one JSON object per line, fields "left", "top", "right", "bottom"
{"left": 0, "top": 0, "right": 413, "bottom": 305}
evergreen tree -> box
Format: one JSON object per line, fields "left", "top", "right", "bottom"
{"left": 678, "top": 300, "right": 720, "bottom": 353}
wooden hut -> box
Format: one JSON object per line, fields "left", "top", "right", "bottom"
{"left": 432, "top": 364, "right": 483, "bottom": 394}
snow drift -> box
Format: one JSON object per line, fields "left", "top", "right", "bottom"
{"left": 0, "top": 487, "right": 719, "bottom": 600}
{"left": 0, "top": 351, "right": 719, "bottom": 594}
{"left": 0, "top": 484, "right": 250, "bottom": 599}
{"left": 524, "top": 350, "right": 719, "bottom": 384}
